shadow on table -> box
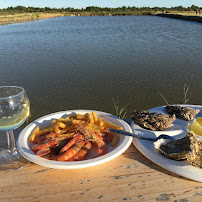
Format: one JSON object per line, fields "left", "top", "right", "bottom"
{"left": 125, "top": 145, "right": 192, "bottom": 181}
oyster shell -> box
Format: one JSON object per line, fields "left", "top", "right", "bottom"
{"left": 154, "top": 136, "right": 190, "bottom": 160}
{"left": 186, "top": 132, "right": 202, "bottom": 168}
{"left": 165, "top": 105, "right": 200, "bottom": 121}
{"left": 154, "top": 131, "right": 202, "bottom": 168}
{"left": 131, "top": 110, "right": 175, "bottom": 131}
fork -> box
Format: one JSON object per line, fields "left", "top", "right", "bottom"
{"left": 108, "top": 129, "right": 175, "bottom": 141}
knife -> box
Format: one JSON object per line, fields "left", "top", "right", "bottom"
{"left": 108, "top": 129, "right": 175, "bottom": 141}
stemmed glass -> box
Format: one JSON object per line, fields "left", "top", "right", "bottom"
{"left": 0, "top": 86, "right": 30, "bottom": 171}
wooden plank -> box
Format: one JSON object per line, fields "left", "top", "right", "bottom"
{"left": 0, "top": 145, "right": 202, "bottom": 201}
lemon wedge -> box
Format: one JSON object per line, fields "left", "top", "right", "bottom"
{"left": 196, "top": 117, "right": 202, "bottom": 126}
{"left": 190, "top": 120, "right": 202, "bottom": 136}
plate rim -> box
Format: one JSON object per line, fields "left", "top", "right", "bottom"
{"left": 17, "top": 109, "right": 133, "bottom": 169}
{"left": 132, "top": 104, "right": 202, "bottom": 182}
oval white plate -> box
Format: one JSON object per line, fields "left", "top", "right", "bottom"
{"left": 132, "top": 105, "right": 202, "bottom": 182}
{"left": 17, "top": 110, "right": 133, "bottom": 169}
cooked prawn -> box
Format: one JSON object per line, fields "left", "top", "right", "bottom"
{"left": 68, "top": 141, "right": 92, "bottom": 161}
{"left": 53, "top": 140, "right": 86, "bottom": 161}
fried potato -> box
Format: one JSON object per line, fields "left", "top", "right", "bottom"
{"left": 92, "top": 111, "right": 98, "bottom": 124}
{"left": 103, "top": 120, "right": 123, "bottom": 130}
{"left": 72, "top": 119, "right": 86, "bottom": 125}
{"left": 84, "top": 113, "right": 94, "bottom": 124}
{"left": 98, "top": 117, "right": 104, "bottom": 127}
{"left": 76, "top": 114, "right": 86, "bottom": 120}
{"left": 57, "top": 121, "right": 66, "bottom": 129}
{"left": 29, "top": 126, "right": 40, "bottom": 142}
{"left": 58, "top": 118, "right": 73, "bottom": 126}
{"left": 53, "top": 124, "right": 60, "bottom": 133}
{"left": 111, "top": 135, "right": 119, "bottom": 147}
{"left": 40, "top": 125, "right": 52, "bottom": 133}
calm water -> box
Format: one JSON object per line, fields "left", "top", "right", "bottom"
{"left": 0, "top": 16, "right": 202, "bottom": 123}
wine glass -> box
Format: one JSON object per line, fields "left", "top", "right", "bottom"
{"left": 0, "top": 86, "right": 30, "bottom": 171}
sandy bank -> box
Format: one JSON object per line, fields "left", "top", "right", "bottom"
{"left": 0, "top": 13, "right": 66, "bottom": 25}
{"left": 156, "top": 13, "right": 202, "bottom": 23}
{"left": 1, "top": 12, "right": 202, "bottom": 25}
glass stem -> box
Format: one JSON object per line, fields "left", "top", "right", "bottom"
{"left": 6, "top": 131, "right": 17, "bottom": 155}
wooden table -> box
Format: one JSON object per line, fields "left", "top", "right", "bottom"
{"left": 0, "top": 142, "right": 202, "bottom": 202}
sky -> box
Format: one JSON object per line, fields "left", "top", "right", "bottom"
{"left": 0, "top": 0, "right": 201, "bottom": 9}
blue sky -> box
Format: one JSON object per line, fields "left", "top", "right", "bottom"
{"left": 0, "top": 0, "right": 201, "bottom": 9}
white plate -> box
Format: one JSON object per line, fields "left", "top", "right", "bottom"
{"left": 17, "top": 110, "right": 133, "bottom": 169}
{"left": 132, "top": 105, "right": 202, "bottom": 182}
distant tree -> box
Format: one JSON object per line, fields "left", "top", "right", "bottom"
{"left": 191, "top": 5, "right": 198, "bottom": 11}
{"left": 0, "top": 5, "right": 200, "bottom": 14}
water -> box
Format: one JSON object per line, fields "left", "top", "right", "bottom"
{"left": 0, "top": 16, "right": 201, "bottom": 123}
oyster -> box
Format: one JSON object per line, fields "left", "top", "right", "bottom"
{"left": 131, "top": 110, "right": 176, "bottom": 131}
{"left": 154, "top": 131, "right": 202, "bottom": 168}
{"left": 186, "top": 132, "right": 202, "bottom": 168}
{"left": 154, "top": 136, "right": 190, "bottom": 160}
{"left": 165, "top": 105, "right": 200, "bottom": 121}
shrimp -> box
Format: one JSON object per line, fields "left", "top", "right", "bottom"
{"left": 59, "top": 134, "right": 83, "bottom": 154}
{"left": 36, "top": 148, "right": 51, "bottom": 157}
{"left": 31, "top": 137, "right": 66, "bottom": 153}
{"left": 91, "top": 132, "right": 108, "bottom": 156}
{"left": 53, "top": 140, "right": 86, "bottom": 161}
{"left": 34, "top": 132, "right": 58, "bottom": 144}
{"left": 102, "top": 130, "right": 115, "bottom": 144}
{"left": 68, "top": 141, "right": 92, "bottom": 161}
{"left": 29, "top": 112, "right": 121, "bottom": 161}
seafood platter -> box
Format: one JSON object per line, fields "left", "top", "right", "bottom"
{"left": 17, "top": 110, "right": 133, "bottom": 169}
{"left": 17, "top": 104, "right": 202, "bottom": 181}
{"left": 131, "top": 104, "right": 202, "bottom": 182}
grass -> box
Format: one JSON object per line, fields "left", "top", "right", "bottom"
{"left": 179, "top": 83, "right": 192, "bottom": 104}
{"left": 165, "top": 11, "right": 201, "bottom": 16}
{"left": 112, "top": 98, "right": 129, "bottom": 119}
{"left": 1, "top": 10, "right": 201, "bottom": 25}
{"left": 157, "top": 83, "right": 192, "bottom": 105}
{"left": 0, "top": 12, "right": 67, "bottom": 24}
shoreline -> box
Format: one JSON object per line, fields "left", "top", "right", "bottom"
{"left": 1, "top": 12, "right": 202, "bottom": 25}
{"left": 156, "top": 13, "right": 202, "bottom": 23}
{"left": 0, "top": 13, "right": 66, "bottom": 25}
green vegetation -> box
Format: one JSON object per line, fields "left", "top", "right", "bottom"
{"left": 157, "top": 83, "right": 192, "bottom": 105}
{"left": 112, "top": 98, "right": 129, "bottom": 119}
{"left": 0, "top": 5, "right": 201, "bottom": 25}
{"left": 179, "top": 84, "right": 192, "bottom": 104}
{"left": 0, "top": 5, "right": 201, "bottom": 16}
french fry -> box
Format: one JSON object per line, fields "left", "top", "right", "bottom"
{"left": 57, "top": 118, "right": 67, "bottom": 122}
{"left": 84, "top": 113, "right": 94, "bottom": 124}
{"left": 57, "top": 132, "right": 74, "bottom": 138}
{"left": 53, "top": 124, "right": 62, "bottom": 133}
{"left": 85, "top": 123, "right": 104, "bottom": 133}
{"left": 68, "top": 114, "right": 77, "bottom": 119}
{"left": 52, "top": 120, "right": 57, "bottom": 127}
{"left": 92, "top": 112, "right": 98, "bottom": 124}
{"left": 58, "top": 118, "right": 73, "bottom": 126}
{"left": 72, "top": 119, "right": 85, "bottom": 125}
{"left": 111, "top": 135, "right": 119, "bottom": 147}
{"left": 98, "top": 117, "right": 104, "bottom": 127}
{"left": 76, "top": 114, "right": 85, "bottom": 120}
{"left": 103, "top": 120, "right": 123, "bottom": 130}
{"left": 57, "top": 121, "right": 66, "bottom": 129}
{"left": 29, "top": 126, "right": 40, "bottom": 142}
{"left": 64, "top": 119, "right": 73, "bottom": 125}
{"left": 41, "top": 125, "right": 52, "bottom": 133}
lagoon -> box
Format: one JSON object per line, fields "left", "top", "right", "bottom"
{"left": 0, "top": 16, "right": 201, "bottom": 122}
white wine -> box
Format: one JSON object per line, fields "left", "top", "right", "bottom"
{"left": 0, "top": 99, "right": 30, "bottom": 131}
{"left": 0, "top": 86, "right": 30, "bottom": 171}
